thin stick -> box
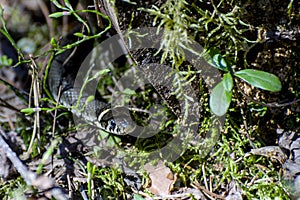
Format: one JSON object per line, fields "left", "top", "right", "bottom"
{"left": 52, "top": 85, "right": 63, "bottom": 137}
{"left": 202, "top": 163, "right": 209, "bottom": 190}
{"left": 192, "top": 181, "right": 225, "bottom": 200}
{"left": 0, "top": 97, "right": 20, "bottom": 112}
{"left": 37, "top": 0, "right": 55, "bottom": 38}
{"left": 0, "top": 128, "right": 68, "bottom": 200}
{"left": 93, "top": 0, "right": 104, "bottom": 28}
{"left": 27, "top": 56, "right": 41, "bottom": 155}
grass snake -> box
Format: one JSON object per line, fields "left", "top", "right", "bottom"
{"left": 48, "top": 29, "right": 133, "bottom": 135}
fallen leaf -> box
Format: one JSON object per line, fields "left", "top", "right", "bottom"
{"left": 144, "top": 160, "right": 175, "bottom": 195}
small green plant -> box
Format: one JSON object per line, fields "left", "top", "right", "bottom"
{"left": 206, "top": 47, "right": 282, "bottom": 116}
{"left": 47, "top": 0, "right": 112, "bottom": 54}
{"left": 0, "top": 55, "right": 13, "bottom": 67}
{"left": 86, "top": 162, "right": 96, "bottom": 199}
{"left": 143, "top": 0, "right": 195, "bottom": 66}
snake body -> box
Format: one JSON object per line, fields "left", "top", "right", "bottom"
{"left": 48, "top": 30, "right": 131, "bottom": 135}
{"left": 48, "top": 0, "right": 191, "bottom": 135}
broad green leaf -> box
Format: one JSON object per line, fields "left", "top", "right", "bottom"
{"left": 222, "top": 72, "right": 233, "bottom": 91}
{"left": 209, "top": 78, "right": 232, "bottom": 116}
{"left": 234, "top": 69, "right": 282, "bottom": 92}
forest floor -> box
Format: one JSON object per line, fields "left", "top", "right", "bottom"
{"left": 0, "top": 0, "right": 299, "bottom": 199}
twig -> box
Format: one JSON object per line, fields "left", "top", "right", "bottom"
{"left": 98, "top": 0, "right": 136, "bottom": 64}
{"left": 144, "top": 193, "right": 197, "bottom": 199}
{"left": 0, "top": 77, "right": 29, "bottom": 103}
{"left": 52, "top": 85, "right": 62, "bottom": 137}
{"left": 80, "top": 185, "right": 89, "bottom": 200}
{"left": 67, "top": 174, "right": 72, "bottom": 199}
{"left": 192, "top": 181, "right": 225, "bottom": 200}
{"left": 254, "top": 98, "right": 300, "bottom": 107}
{"left": 93, "top": 0, "right": 104, "bottom": 28}
{"left": 202, "top": 163, "right": 209, "bottom": 191}
{"left": 0, "top": 128, "right": 68, "bottom": 200}
{"left": 27, "top": 56, "right": 42, "bottom": 155}
{"left": 0, "top": 97, "right": 20, "bottom": 112}
{"left": 37, "top": 0, "right": 55, "bottom": 38}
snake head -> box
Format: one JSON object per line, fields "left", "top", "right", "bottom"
{"left": 107, "top": 118, "right": 134, "bottom": 135}
{"left": 97, "top": 106, "right": 135, "bottom": 135}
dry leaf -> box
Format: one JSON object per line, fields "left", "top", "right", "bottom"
{"left": 144, "top": 160, "right": 175, "bottom": 195}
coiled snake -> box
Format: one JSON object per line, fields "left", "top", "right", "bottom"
{"left": 47, "top": 31, "right": 185, "bottom": 135}
{"left": 47, "top": 0, "right": 200, "bottom": 136}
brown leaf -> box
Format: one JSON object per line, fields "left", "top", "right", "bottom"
{"left": 144, "top": 160, "right": 175, "bottom": 195}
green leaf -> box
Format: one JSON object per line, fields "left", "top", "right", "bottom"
{"left": 20, "top": 108, "right": 35, "bottom": 115}
{"left": 122, "top": 88, "right": 137, "bottom": 95}
{"left": 0, "top": 55, "right": 13, "bottom": 67}
{"left": 222, "top": 72, "right": 233, "bottom": 91}
{"left": 49, "top": 11, "right": 70, "bottom": 18}
{"left": 87, "top": 162, "right": 92, "bottom": 172}
{"left": 86, "top": 96, "right": 95, "bottom": 103}
{"left": 73, "top": 32, "right": 85, "bottom": 38}
{"left": 212, "top": 54, "right": 227, "bottom": 70}
{"left": 209, "top": 78, "right": 232, "bottom": 116}
{"left": 234, "top": 69, "right": 282, "bottom": 92}
{"left": 133, "top": 194, "right": 144, "bottom": 200}
{"left": 21, "top": 108, "right": 48, "bottom": 115}
{"left": 50, "top": 38, "right": 58, "bottom": 48}
{"left": 203, "top": 47, "right": 228, "bottom": 71}
{"left": 49, "top": 12, "right": 63, "bottom": 18}
{"left": 63, "top": 0, "right": 73, "bottom": 10}
{"left": 50, "top": 0, "right": 69, "bottom": 10}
